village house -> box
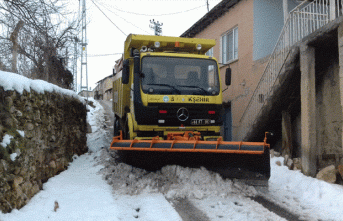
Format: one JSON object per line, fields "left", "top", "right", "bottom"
{"left": 93, "top": 75, "right": 114, "bottom": 101}
{"left": 78, "top": 89, "right": 94, "bottom": 98}
{"left": 181, "top": 0, "right": 343, "bottom": 177}
{"left": 93, "top": 56, "right": 123, "bottom": 101}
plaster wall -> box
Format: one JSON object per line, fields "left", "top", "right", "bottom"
{"left": 253, "top": 0, "right": 298, "bottom": 61}
{"left": 193, "top": 0, "right": 261, "bottom": 139}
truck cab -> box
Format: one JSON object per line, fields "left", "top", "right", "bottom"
{"left": 113, "top": 34, "right": 226, "bottom": 140}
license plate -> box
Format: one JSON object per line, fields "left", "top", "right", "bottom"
{"left": 191, "top": 119, "right": 210, "bottom": 125}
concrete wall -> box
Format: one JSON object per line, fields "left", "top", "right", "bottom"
{"left": 316, "top": 54, "right": 342, "bottom": 166}
{"left": 279, "top": 24, "right": 343, "bottom": 175}
{"left": 0, "top": 87, "right": 87, "bottom": 213}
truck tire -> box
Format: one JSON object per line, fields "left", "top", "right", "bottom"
{"left": 113, "top": 117, "right": 120, "bottom": 137}
{"left": 124, "top": 122, "right": 129, "bottom": 140}
{"left": 124, "top": 113, "right": 136, "bottom": 140}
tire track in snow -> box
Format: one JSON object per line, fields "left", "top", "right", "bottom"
{"left": 167, "top": 197, "right": 210, "bottom": 221}
{"left": 97, "top": 99, "right": 289, "bottom": 221}
{"left": 251, "top": 195, "right": 302, "bottom": 221}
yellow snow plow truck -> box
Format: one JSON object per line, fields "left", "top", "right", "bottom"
{"left": 110, "top": 34, "right": 270, "bottom": 185}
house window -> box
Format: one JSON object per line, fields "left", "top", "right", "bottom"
{"left": 206, "top": 47, "right": 214, "bottom": 71}
{"left": 221, "top": 27, "right": 238, "bottom": 63}
{"left": 206, "top": 47, "right": 213, "bottom": 57}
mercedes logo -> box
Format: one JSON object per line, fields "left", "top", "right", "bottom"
{"left": 177, "top": 107, "right": 189, "bottom": 121}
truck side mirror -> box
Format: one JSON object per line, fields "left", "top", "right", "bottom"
{"left": 122, "top": 59, "right": 129, "bottom": 84}
{"left": 225, "top": 68, "right": 231, "bottom": 86}
{"left": 113, "top": 68, "right": 116, "bottom": 76}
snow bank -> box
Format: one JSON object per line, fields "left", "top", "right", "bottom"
{"left": 268, "top": 156, "right": 343, "bottom": 220}
{"left": 86, "top": 98, "right": 110, "bottom": 153}
{"left": 97, "top": 149, "right": 257, "bottom": 199}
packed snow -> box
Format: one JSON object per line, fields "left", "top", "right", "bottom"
{"left": 0, "top": 89, "right": 342, "bottom": 220}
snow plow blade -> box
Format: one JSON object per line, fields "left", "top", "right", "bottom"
{"left": 110, "top": 131, "right": 270, "bottom": 186}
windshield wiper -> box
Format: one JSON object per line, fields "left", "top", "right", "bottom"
{"left": 146, "top": 84, "right": 181, "bottom": 94}
{"left": 176, "top": 85, "right": 208, "bottom": 95}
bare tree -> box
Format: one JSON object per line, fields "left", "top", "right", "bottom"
{"left": 0, "top": 0, "right": 79, "bottom": 89}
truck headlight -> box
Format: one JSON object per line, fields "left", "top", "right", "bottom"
{"left": 196, "top": 44, "right": 202, "bottom": 51}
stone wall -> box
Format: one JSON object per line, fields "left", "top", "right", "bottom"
{"left": 0, "top": 87, "right": 87, "bottom": 213}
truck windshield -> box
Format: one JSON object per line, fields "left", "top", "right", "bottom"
{"left": 141, "top": 56, "right": 220, "bottom": 95}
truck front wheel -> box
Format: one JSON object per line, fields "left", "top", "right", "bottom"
{"left": 113, "top": 117, "right": 120, "bottom": 137}
{"left": 123, "top": 122, "right": 130, "bottom": 140}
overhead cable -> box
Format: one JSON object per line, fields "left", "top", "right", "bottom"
{"left": 88, "top": 53, "right": 123, "bottom": 57}
{"left": 90, "top": 0, "right": 127, "bottom": 36}
{"left": 95, "top": 0, "right": 150, "bottom": 34}
{"left": 98, "top": 2, "right": 206, "bottom": 17}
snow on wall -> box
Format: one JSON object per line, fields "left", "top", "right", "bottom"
{"left": 0, "top": 71, "right": 83, "bottom": 103}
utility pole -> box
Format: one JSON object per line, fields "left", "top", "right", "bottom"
{"left": 80, "top": 0, "right": 88, "bottom": 93}
{"left": 73, "top": 37, "right": 79, "bottom": 92}
{"left": 149, "top": 19, "right": 163, "bottom": 36}
{"left": 206, "top": 0, "right": 209, "bottom": 12}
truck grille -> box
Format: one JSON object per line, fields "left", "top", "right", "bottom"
{"left": 140, "top": 103, "right": 223, "bottom": 126}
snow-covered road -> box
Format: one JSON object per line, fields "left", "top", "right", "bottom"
{"left": 1, "top": 98, "right": 343, "bottom": 221}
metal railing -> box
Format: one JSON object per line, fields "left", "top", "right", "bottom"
{"left": 237, "top": 0, "right": 343, "bottom": 140}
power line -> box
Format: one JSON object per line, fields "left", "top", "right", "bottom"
{"left": 90, "top": 0, "right": 127, "bottom": 36}
{"left": 88, "top": 53, "right": 123, "bottom": 57}
{"left": 95, "top": 0, "right": 150, "bottom": 35}
{"left": 98, "top": 2, "right": 206, "bottom": 17}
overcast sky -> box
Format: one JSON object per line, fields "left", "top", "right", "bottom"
{"left": 70, "top": 0, "right": 221, "bottom": 91}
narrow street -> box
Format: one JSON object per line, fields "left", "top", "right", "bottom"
{"left": 96, "top": 99, "right": 343, "bottom": 221}
{"left": 2, "top": 98, "right": 343, "bottom": 221}
{"left": 97, "top": 100, "right": 115, "bottom": 138}
{"left": 2, "top": 0, "right": 343, "bottom": 220}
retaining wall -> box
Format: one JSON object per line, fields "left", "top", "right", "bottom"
{"left": 0, "top": 77, "right": 87, "bottom": 213}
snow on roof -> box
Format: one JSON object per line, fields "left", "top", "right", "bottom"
{"left": 0, "top": 71, "right": 83, "bottom": 102}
